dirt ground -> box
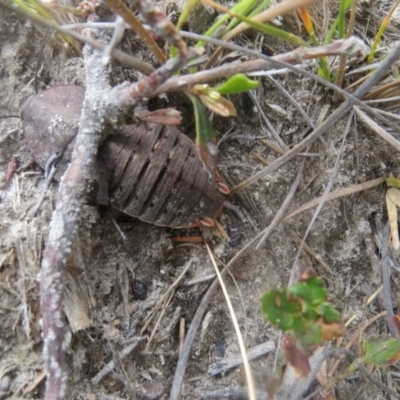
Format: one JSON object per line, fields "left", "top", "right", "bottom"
{"left": 1, "top": 1, "right": 400, "bottom": 400}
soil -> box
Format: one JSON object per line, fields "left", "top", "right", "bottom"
{"left": 1, "top": 2, "right": 400, "bottom": 400}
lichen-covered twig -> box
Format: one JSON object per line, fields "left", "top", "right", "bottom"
{"left": 40, "top": 41, "right": 111, "bottom": 400}
{"left": 38, "top": 21, "right": 198, "bottom": 400}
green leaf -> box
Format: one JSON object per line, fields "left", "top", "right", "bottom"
{"left": 261, "top": 274, "right": 343, "bottom": 348}
{"left": 289, "top": 276, "right": 325, "bottom": 305}
{"left": 214, "top": 74, "right": 259, "bottom": 95}
{"left": 199, "top": 0, "right": 257, "bottom": 47}
{"left": 225, "top": 0, "right": 271, "bottom": 33}
{"left": 321, "top": 303, "right": 341, "bottom": 323}
{"left": 362, "top": 338, "right": 400, "bottom": 366}
{"left": 261, "top": 290, "right": 298, "bottom": 330}
{"left": 190, "top": 94, "right": 218, "bottom": 178}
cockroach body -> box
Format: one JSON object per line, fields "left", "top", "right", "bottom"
{"left": 22, "top": 86, "right": 226, "bottom": 228}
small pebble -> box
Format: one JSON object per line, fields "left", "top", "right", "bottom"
{"left": 131, "top": 279, "right": 148, "bottom": 301}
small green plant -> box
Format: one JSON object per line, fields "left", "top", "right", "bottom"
{"left": 261, "top": 270, "right": 344, "bottom": 376}
{"left": 261, "top": 271, "right": 344, "bottom": 348}
{"left": 261, "top": 271, "right": 400, "bottom": 390}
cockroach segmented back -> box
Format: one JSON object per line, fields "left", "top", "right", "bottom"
{"left": 22, "top": 85, "right": 226, "bottom": 228}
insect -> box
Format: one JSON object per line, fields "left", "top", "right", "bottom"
{"left": 22, "top": 85, "right": 227, "bottom": 228}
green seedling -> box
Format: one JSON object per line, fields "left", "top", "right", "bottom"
{"left": 367, "top": 0, "right": 400, "bottom": 64}
{"left": 190, "top": 74, "right": 258, "bottom": 175}
{"left": 297, "top": 6, "right": 330, "bottom": 80}
{"left": 261, "top": 271, "right": 344, "bottom": 376}
{"left": 261, "top": 271, "right": 344, "bottom": 348}
{"left": 214, "top": 74, "right": 259, "bottom": 95}
{"left": 324, "top": 0, "right": 353, "bottom": 45}
{"left": 192, "top": 74, "right": 258, "bottom": 115}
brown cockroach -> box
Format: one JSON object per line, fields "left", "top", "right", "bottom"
{"left": 22, "top": 85, "right": 227, "bottom": 228}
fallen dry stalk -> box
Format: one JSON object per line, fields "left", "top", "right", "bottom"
{"left": 206, "top": 244, "right": 256, "bottom": 400}
{"left": 354, "top": 107, "right": 400, "bottom": 153}
{"left": 282, "top": 177, "right": 386, "bottom": 222}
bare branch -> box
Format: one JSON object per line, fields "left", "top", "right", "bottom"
{"left": 40, "top": 41, "right": 111, "bottom": 400}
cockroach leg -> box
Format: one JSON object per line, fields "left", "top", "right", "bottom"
{"left": 223, "top": 200, "right": 248, "bottom": 225}
{"left": 199, "top": 217, "right": 215, "bottom": 227}
{"left": 217, "top": 182, "right": 230, "bottom": 195}
{"left": 44, "top": 151, "right": 63, "bottom": 178}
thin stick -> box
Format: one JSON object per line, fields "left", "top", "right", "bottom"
{"left": 102, "top": 0, "right": 165, "bottom": 64}
{"left": 282, "top": 177, "right": 385, "bottom": 222}
{"left": 208, "top": 341, "right": 275, "bottom": 376}
{"left": 91, "top": 337, "right": 145, "bottom": 385}
{"left": 380, "top": 223, "right": 397, "bottom": 337}
{"left": 205, "top": 244, "right": 256, "bottom": 400}
{"left": 290, "top": 112, "right": 353, "bottom": 274}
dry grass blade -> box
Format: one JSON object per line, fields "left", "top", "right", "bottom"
{"left": 266, "top": 75, "right": 316, "bottom": 128}
{"left": 354, "top": 107, "right": 400, "bottom": 152}
{"left": 102, "top": 0, "right": 165, "bottom": 64}
{"left": 91, "top": 337, "right": 146, "bottom": 385}
{"left": 205, "top": 244, "right": 256, "bottom": 400}
{"left": 290, "top": 112, "right": 353, "bottom": 272}
{"left": 247, "top": 90, "right": 289, "bottom": 152}
{"left": 283, "top": 177, "right": 385, "bottom": 222}
{"left": 287, "top": 228, "right": 333, "bottom": 274}
{"left": 363, "top": 79, "right": 400, "bottom": 101}
{"left": 380, "top": 223, "right": 397, "bottom": 338}
{"left": 140, "top": 258, "right": 195, "bottom": 337}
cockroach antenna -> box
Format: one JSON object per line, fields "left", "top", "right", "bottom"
{"left": 0, "top": 115, "right": 21, "bottom": 119}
